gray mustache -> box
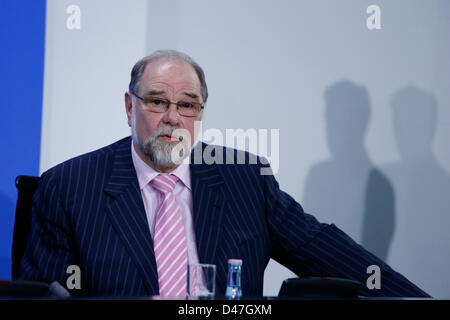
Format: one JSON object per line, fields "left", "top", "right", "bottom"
{"left": 153, "top": 125, "right": 181, "bottom": 139}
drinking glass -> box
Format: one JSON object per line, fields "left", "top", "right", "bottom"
{"left": 187, "top": 263, "right": 216, "bottom": 298}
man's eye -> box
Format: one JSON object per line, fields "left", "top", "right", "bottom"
{"left": 150, "top": 99, "right": 164, "bottom": 105}
{"left": 180, "top": 102, "right": 194, "bottom": 109}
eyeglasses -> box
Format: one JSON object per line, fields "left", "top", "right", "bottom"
{"left": 131, "top": 92, "right": 204, "bottom": 117}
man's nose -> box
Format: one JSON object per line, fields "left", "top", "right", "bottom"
{"left": 162, "top": 102, "right": 180, "bottom": 124}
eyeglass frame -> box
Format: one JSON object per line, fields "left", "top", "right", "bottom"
{"left": 131, "top": 92, "right": 204, "bottom": 117}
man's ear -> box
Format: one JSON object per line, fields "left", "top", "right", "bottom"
{"left": 125, "top": 92, "right": 132, "bottom": 127}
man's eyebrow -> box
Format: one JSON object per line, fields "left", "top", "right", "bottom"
{"left": 183, "top": 92, "right": 200, "bottom": 99}
{"left": 144, "top": 89, "right": 166, "bottom": 96}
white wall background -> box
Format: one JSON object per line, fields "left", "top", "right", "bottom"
{"left": 41, "top": 0, "right": 450, "bottom": 297}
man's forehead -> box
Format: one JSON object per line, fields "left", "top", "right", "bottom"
{"left": 140, "top": 57, "right": 201, "bottom": 89}
{"left": 143, "top": 57, "right": 196, "bottom": 78}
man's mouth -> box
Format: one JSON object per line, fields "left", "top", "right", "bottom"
{"left": 159, "top": 133, "right": 179, "bottom": 142}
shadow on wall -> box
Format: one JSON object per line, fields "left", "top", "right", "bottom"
{"left": 0, "top": 191, "right": 14, "bottom": 279}
{"left": 382, "top": 86, "right": 450, "bottom": 297}
{"left": 302, "top": 80, "right": 395, "bottom": 261}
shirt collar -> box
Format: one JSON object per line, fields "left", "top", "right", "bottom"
{"left": 131, "top": 141, "right": 192, "bottom": 191}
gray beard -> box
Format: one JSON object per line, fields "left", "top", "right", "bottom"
{"left": 132, "top": 123, "right": 188, "bottom": 168}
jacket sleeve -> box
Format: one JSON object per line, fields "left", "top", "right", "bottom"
{"left": 263, "top": 168, "right": 430, "bottom": 297}
{"left": 18, "top": 169, "right": 77, "bottom": 291}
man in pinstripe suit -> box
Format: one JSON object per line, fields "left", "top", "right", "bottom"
{"left": 19, "top": 50, "right": 429, "bottom": 297}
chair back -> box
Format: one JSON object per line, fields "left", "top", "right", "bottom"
{"left": 11, "top": 175, "right": 39, "bottom": 280}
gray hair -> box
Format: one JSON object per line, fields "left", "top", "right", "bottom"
{"left": 128, "top": 50, "right": 208, "bottom": 103}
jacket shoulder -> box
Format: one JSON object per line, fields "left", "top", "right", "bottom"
{"left": 40, "top": 136, "right": 131, "bottom": 184}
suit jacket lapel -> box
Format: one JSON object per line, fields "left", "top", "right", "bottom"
{"left": 104, "top": 138, "right": 159, "bottom": 295}
{"left": 190, "top": 143, "right": 226, "bottom": 266}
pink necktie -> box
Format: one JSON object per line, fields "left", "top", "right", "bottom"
{"left": 151, "top": 174, "right": 187, "bottom": 297}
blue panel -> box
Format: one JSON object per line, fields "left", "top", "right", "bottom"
{"left": 0, "top": 0, "right": 46, "bottom": 279}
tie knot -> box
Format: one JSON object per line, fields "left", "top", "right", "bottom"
{"left": 150, "top": 174, "right": 179, "bottom": 193}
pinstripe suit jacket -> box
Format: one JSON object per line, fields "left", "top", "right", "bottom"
{"left": 19, "top": 137, "right": 429, "bottom": 297}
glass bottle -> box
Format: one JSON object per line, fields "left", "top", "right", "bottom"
{"left": 225, "top": 259, "right": 242, "bottom": 298}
